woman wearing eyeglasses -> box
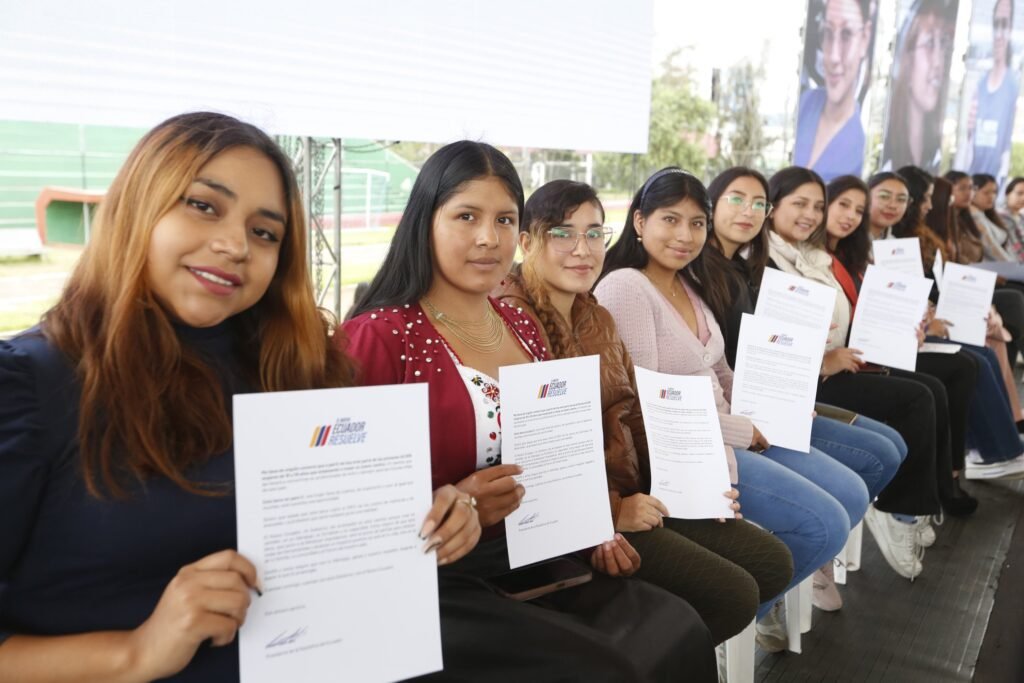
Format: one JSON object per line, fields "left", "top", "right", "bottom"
{"left": 494, "top": 180, "right": 793, "bottom": 646}
{"left": 880, "top": 0, "right": 957, "bottom": 172}
{"left": 963, "top": 0, "right": 1018, "bottom": 177}
{"left": 794, "top": 0, "right": 876, "bottom": 181}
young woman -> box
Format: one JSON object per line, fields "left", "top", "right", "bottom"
{"left": 794, "top": 0, "right": 875, "bottom": 180}
{"left": 945, "top": 170, "right": 985, "bottom": 264}
{"left": 494, "top": 179, "right": 793, "bottom": 644}
{"left": 964, "top": 0, "right": 1018, "bottom": 176}
{"left": 998, "top": 176, "right": 1024, "bottom": 251}
{"left": 703, "top": 166, "right": 908, "bottom": 610}
{"left": 342, "top": 143, "right": 715, "bottom": 681}
{"left": 972, "top": 173, "right": 1017, "bottom": 261}
{"left": 880, "top": 0, "right": 956, "bottom": 172}
{"left": 594, "top": 168, "right": 865, "bottom": 652}
{"left": 0, "top": 113, "right": 480, "bottom": 681}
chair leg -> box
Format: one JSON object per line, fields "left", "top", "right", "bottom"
{"left": 799, "top": 575, "right": 813, "bottom": 634}
{"left": 846, "top": 521, "right": 864, "bottom": 572}
{"left": 784, "top": 584, "right": 802, "bottom": 654}
{"left": 724, "top": 619, "right": 755, "bottom": 683}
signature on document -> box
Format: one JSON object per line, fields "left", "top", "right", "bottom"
{"left": 266, "top": 627, "right": 309, "bottom": 649}
{"left": 518, "top": 512, "right": 540, "bottom": 526}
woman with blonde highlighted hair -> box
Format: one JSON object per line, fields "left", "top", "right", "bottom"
{"left": 0, "top": 112, "right": 478, "bottom": 681}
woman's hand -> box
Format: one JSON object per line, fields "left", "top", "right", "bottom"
{"left": 615, "top": 493, "right": 669, "bottom": 532}
{"left": 589, "top": 534, "right": 641, "bottom": 577}
{"left": 821, "top": 347, "right": 864, "bottom": 377}
{"left": 126, "top": 550, "right": 258, "bottom": 682}
{"left": 421, "top": 484, "right": 481, "bottom": 566}
{"left": 455, "top": 464, "right": 524, "bottom": 527}
{"left": 717, "top": 488, "right": 742, "bottom": 523}
{"left": 927, "top": 318, "right": 953, "bottom": 339}
{"left": 749, "top": 425, "right": 771, "bottom": 452}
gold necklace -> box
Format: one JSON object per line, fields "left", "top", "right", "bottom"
{"left": 422, "top": 298, "right": 505, "bottom": 354}
{"left": 642, "top": 269, "right": 678, "bottom": 299}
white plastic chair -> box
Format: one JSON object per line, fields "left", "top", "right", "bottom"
{"left": 724, "top": 619, "right": 755, "bottom": 683}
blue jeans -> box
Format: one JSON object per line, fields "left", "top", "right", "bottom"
{"left": 734, "top": 447, "right": 855, "bottom": 619}
{"left": 961, "top": 345, "right": 1022, "bottom": 463}
{"left": 810, "top": 415, "right": 906, "bottom": 501}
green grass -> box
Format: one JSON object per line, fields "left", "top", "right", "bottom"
{"left": 0, "top": 299, "right": 55, "bottom": 334}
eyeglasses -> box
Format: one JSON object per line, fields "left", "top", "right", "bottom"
{"left": 819, "top": 22, "right": 865, "bottom": 57}
{"left": 722, "top": 194, "right": 771, "bottom": 214}
{"left": 875, "top": 191, "right": 910, "bottom": 206}
{"left": 546, "top": 226, "right": 614, "bottom": 253}
{"left": 994, "top": 17, "right": 1011, "bottom": 32}
{"left": 913, "top": 33, "right": 952, "bottom": 56}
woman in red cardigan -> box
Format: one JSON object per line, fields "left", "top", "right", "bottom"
{"left": 341, "top": 141, "right": 714, "bottom": 682}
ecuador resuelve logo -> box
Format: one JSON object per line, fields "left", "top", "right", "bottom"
{"left": 537, "top": 378, "right": 568, "bottom": 398}
{"left": 309, "top": 417, "right": 368, "bottom": 447}
{"left": 659, "top": 388, "right": 682, "bottom": 401}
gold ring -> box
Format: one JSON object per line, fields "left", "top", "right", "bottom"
{"left": 460, "top": 496, "right": 477, "bottom": 509}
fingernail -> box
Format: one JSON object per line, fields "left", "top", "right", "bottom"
{"left": 422, "top": 536, "right": 442, "bottom": 554}
{"left": 438, "top": 556, "right": 449, "bottom": 566}
{"left": 419, "top": 519, "right": 437, "bottom": 540}
{"left": 255, "top": 578, "right": 264, "bottom": 597}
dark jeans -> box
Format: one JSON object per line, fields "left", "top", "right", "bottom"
{"left": 815, "top": 372, "right": 940, "bottom": 515}
{"left": 413, "top": 536, "right": 716, "bottom": 683}
{"left": 958, "top": 344, "right": 1022, "bottom": 464}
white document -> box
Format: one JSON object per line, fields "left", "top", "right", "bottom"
{"left": 500, "top": 355, "right": 614, "bottom": 568}
{"left": 234, "top": 384, "right": 441, "bottom": 683}
{"left": 730, "top": 314, "right": 825, "bottom": 453}
{"left": 847, "top": 265, "right": 933, "bottom": 371}
{"left": 755, "top": 267, "right": 839, "bottom": 332}
{"left": 936, "top": 262, "right": 997, "bottom": 347}
{"left": 632, "top": 368, "right": 734, "bottom": 519}
{"left": 919, "top": 342, "right": 962, "bottom": 354}
{"left": 933, "top": 250, "right": 945, "bottom": 291}
{"left": 871, "top": 237, "right": 925, "bottom": 277}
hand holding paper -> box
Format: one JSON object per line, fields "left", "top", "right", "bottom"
{"left": 633, "top": 368, "right": 734, "bottom": 519}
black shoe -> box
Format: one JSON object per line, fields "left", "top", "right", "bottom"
{"left": 942, "top": 478, "right": 979, "bottom": 517}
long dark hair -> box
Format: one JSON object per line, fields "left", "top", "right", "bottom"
{"left": 599, "top": 167, "right": 732, "bottom": 320}
{"left": 352, "top": 141, "right": 524, "bottom": 317}
{"left": 892, "top": 165, "right": 933, "bottom": 237}
{"left": 701, "top": 167, "right": 771, "bottom": 327}
{"left": 926, "top": 176, "right": 955, "bottom": 241}
{"left": 767, "top": 166, "right": 828, "bottom": 248}
{"left": 827, "top": 175, "right": 873, "bottom": 275}
{"left": 972, "top": 173, "right": 1007, "bottom": 230}
{"left": 519, "top": 179, "right": 604, "bottom": 359}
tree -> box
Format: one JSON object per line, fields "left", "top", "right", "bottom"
{"left": 711, "top": 60, "right": 769, "bottom": 174}
{"left": 594, "top": 49, "right": 716, "bottom": 191}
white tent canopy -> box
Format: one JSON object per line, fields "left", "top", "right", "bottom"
{"left": 0, "top": 0, "right": 653, "bottom": 153}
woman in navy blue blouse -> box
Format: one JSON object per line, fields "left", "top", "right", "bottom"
{"left": 0, "top": 112, "right": 480, "bottom": 682}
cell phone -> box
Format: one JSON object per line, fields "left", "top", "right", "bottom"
{"left": 858, "top": 363, "right": 890, "bottom": 375}
{"left": 487, "top": 557, "right": 593, "bottom": 601}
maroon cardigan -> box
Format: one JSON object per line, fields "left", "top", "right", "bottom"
{"left": 340, "top": 298, "right": 549, "bottom": 493}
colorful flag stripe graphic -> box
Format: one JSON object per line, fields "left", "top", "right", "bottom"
{"left": 309, "top": 425, "right": 332, "bottom": 447}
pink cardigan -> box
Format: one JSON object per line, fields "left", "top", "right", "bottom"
{"left": 594, "top": 268, "right": 755, "bottom": 452}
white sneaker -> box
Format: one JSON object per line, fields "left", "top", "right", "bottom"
{"left": 914, "top": 517, "right": 936, "bottom": 548}
{"left": 863, "top": 505, "right": 923, "bottom": 580}
{"left": 964, "top": 453, "right": 1024, "bottom": 480}
{"left": 755, "top": 601, "right": 787, "bottom": 653}
{"left": 966, "top": 449, "right": 983, "bottom": 465}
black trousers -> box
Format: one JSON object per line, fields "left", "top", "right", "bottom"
{"left": 410, "top": 536, "right": 716, "bottom": 683}
{"left": 896, "top": 351, "right": 978, "bottom": 476}
{"left": 816, "top": 372, "right": 940, "bottom": 515}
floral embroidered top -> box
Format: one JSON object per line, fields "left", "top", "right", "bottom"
{"left": 340, "top": 299, "right": 548, "bottom": 495}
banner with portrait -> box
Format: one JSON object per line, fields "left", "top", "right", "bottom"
{"left": 879, "top": 0, "right": 962, "bottom": 173}
{"left": 794, "top": 0, "right": 881, "bottom": 181}
{"left": 953, "top": 0, "right": 1024, "bottom": 181}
